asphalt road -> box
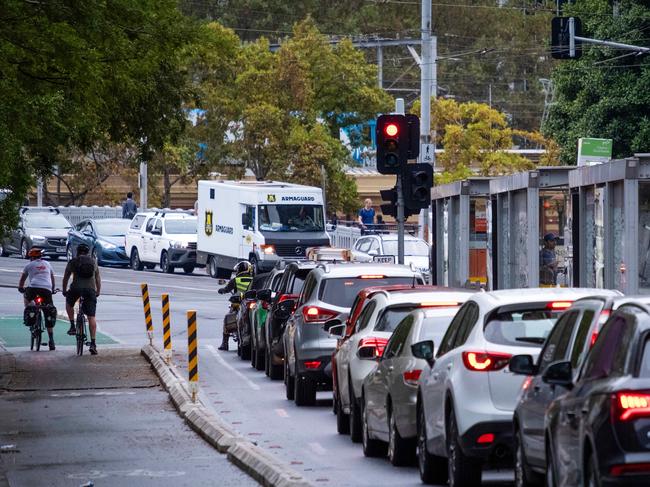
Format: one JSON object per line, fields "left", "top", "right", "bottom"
{"left": 0, "top": 256, "right": 512, "bottom": 486}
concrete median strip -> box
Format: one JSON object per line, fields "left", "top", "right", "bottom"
{"left": 141, "top": 344, "right": 313, "bottom": 487}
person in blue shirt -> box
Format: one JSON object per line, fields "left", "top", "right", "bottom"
{"left": 540, "top": 233, "right": 559, "bottom": 285}
{"left": 358, "top": 198, "right": 375, "bottom": 232}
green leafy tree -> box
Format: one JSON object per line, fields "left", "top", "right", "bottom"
{"left": 545, "top": 0, "right": 650, "bottom": 163}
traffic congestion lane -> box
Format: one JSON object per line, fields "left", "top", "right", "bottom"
{"left": 0, "top": 256, "right": 513, "bottom": 486}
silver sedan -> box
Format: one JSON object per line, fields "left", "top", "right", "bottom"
{"left": 361, "top": 307, "right": 458, "bottom": 465}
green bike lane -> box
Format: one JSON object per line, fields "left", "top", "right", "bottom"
{"left": 0, "top": 316, "right": 116, "bottom": 349}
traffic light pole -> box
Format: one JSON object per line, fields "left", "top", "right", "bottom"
{"left": 396, "top": 174, "right": 405, "bottom": 265}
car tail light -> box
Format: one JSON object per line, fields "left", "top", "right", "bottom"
{"left": 262, "top": 301, "right": 269, "bottom": 310}
{"left": 476, "top": 433, "right": 494, "bottom": 444}
{"left": 302, "top": 306, "right": 338, "bottom": 323}
{"left": 247, "top": 301, "right": 256, "bottom": 309}
{"left": 278, "top": 294, "right": 296, "bottom": 303}
{"left": 304, "top": 360, "right": 321, "bottom": 370}
{"left": 462, "top": 351, "right": 512, "bottom": 372}
{"left": 610, "top": 463, "right": 650, "bottom": 476}
{"left": 547, "top": 301, "right": 573, "bottom": 310}
{"left": 359, "top": 275, "right": 385, "bottom": 279}
{"left": 613, "top": 392, "right": 650, "bottom": 421}
{"left": 403, "top": 369, "right": 422, "bottom": 386}
{"left": 357, "top": 337, "right": 388, "bottom": 359}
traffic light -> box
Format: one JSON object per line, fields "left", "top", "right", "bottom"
{"left": 402, "top": 163, "right": 433, "bottom": 211}
{"left": 379, "top": 187, "right": 398, "bottom": 217}
{"left": 551, "top": 17, "right": 582, "bottom": 59}
{"left": 376, "top": 115, "right": 406, "bottom": 174}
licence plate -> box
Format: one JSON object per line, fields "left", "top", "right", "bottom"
{"left": 56, "top": 247, "right": 66, "bottom": 253}
{"left": 373, "top": 255, "right": 395, "bottom": 264}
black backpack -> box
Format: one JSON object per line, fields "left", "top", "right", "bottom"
{"left": 76, "top": 255, "right": 95, "bottom": 279}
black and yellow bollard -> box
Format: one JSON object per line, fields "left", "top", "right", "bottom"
{"left": 187, "top": 310, "right": 198, "bottom": 403}
{"left": 162, "top": 293, "right": 172, "bottom": 364}
{"left": 141, "top": 283, "right": 153, "bottom": 345}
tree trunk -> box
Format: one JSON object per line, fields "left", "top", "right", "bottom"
{"left": 162, "top": 166, "right": 172, "bottom": 208}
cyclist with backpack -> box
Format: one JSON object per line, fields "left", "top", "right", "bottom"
{"left": 62, "top": 243, "right": 101, "bottom": 355}
{"left": 18, "top": 248, "right": 57, "bottom": 350}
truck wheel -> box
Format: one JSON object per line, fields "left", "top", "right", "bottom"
{"left": 208, "top": 257, "right": 218, "bottom": 278}
{"left": 130, "top": 249, "right": 144, "bottom": 271}
{"left": 161, "top": 251, "right": 174, "bottom": 274}
{"left": 183, "top": 264, "right": 195, "bottom": 274}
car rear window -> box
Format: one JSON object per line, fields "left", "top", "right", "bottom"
{"left": 319, "top": 277, "right": 415, "bottom": 308}
{"left": 640, "top": 338, "right": 650, "bottom": 378}
{"left": 290, "top": 270, "right": 312, "bottom": 294}
{"left": 374, "top": 307, "right": 417, "bottom": 332}
{"left": 484, "top": 305, "right": 565, "bottom": 348}
{"left": 418, "top": 310, "right": 458, "bottom": 345}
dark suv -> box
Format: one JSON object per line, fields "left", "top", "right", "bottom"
{"left": 1, "top": 207, "right": 72, "bottom": 259}
{"left": 264, "top": 261, "right": 318, "bottom": 380}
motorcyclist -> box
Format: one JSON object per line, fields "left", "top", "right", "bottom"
{"left": 217, "top": 260, "right": 254, "bottom": 351}
{"left": 18, "top": 248, "right": 57, "bottom": 350}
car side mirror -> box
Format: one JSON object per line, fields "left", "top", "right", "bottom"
{"left": 411, "top": 340, "right": 435, "bottom": 367}
{"left": 244, "top": 290, "right": 257, "bottom": 300}
{"left": 275, "top": 299, "right": 295, "bottom": 320}
{"left": 151, "top": 229, "right": 161, "bottom": 236}
{"left": 241, "top": 214, "right": 251, "bottom": 227}
{"left": 327, "top": 324, "right": 346, "bottom": 338}
{"left": 368, "top": 249, "right": 378, "bottom": 256}
{"left": 542, "top": 360, "right": 573, "bottom": 388}
{"left": 509, "top": 354, "right": 537, "bottom": 376}
{"left": 256, "top": 289, "right": 272, "bottom": 301}
{"left": 229, "top": 295, "right": 241, "bottom": 304}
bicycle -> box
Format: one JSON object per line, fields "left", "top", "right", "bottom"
{"left": 74, "top": 294, "right": 89, "bottom": 356}
{"left": 20, "top": 288, "right": 59, "bottom": 352}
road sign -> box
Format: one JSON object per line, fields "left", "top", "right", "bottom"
{"left": 421, "top": 144, "right": 435, "bottom": 164}
{"left": 577, "top": 138, "right": 612, "bottom": 166}
{"left": 372, "top": 255, "right": 395, "bottom": 264}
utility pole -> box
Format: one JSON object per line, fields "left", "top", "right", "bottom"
{"left": 139, "top": 161, "right": 148, "bottom": 211}
{"left": 36, "top": 178, "right": 43, "bottom": 207}
{"left": 377, "top": 46, "right": 383, "bottom": 89}
{"left": 395, "top": 99, "right": 406, "bottom": 265}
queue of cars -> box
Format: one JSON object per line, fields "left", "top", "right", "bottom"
{"left": 228, "top": 249, "right": 650, "bottom": 486}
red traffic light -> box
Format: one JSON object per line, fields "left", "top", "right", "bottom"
{"left": 384, "top": 123, "right": 399, "bottom": 137}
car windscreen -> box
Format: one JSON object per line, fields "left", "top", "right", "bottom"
{"left": 95, "top": 220, "right": 131, "bottom": 236}
{"left": 374, "top": 306, "right": 417, "bottom": 332}
{"left": 24, "top": 214, "right": 71, "bottom": 229}
{"left": 484, "top": 304, "right": 564, "bottom": 348}
{"left": 418, "top": 309, "right": 459, "bottom": 345}
{"left": 164, "top": 219, "right": 197, "bottom": 234}
{"left": 319, "top": 277, "right": 416, "bottom": 308}
{"left": 258, "top": 204, "right": 324, "bottom": 232}
{"left": 382, "top": 240, "right": 429, "bottom": 256}
{"left": 289, "top": 271, "right": 309, "bottom": 294}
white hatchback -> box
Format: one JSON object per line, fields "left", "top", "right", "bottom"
{"left": 415, "top": 287, "right": 610, "bottom": 486}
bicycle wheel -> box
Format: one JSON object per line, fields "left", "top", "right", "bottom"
{"left": 76, "top": 312, "right": 85, "bottom": 356}
{"left": 34, "top": 311, "right": 43, "bottom": 352}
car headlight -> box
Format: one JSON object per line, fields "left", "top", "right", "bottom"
{"left": 98, "top": 239, "right": 116, "bottom": 250}
{"left": 170, "top": 241, "right": 188, "bottom": 249}
{"left": 31, "top": 235, "right": 46, "bottom": 243}
{"left": 260, "top": 244, "right": 275, "bottom": 255}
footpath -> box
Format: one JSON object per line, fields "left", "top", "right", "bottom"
{"left": 0, "top": 346, "right": 254, "bottom": 487}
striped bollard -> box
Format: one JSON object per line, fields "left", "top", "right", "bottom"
{"left": 162, "top": 293, "right": 172, "bottom": 364}
{"left": 141, "top": 283, "right": 153, "bottom": 346}
{"left": 187, "top": 310, "right": 198, "bottom": 403}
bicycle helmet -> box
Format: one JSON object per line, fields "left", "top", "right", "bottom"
{"left": 27, "top": 248, "right": 42, "bottom": 258}
{"left": 233, "top": 260, "right": 253, "bottom": 275}
{"left": 77, "top": 243, "right": 90, "bottom": 254}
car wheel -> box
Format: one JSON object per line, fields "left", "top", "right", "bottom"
{"left": 131, "top": 248, "right": 144, "bottom": 271}
{"left": 349, "top": 381, "right": 363, "bottom": 443}
{"left": 546, "top": 440, "right": 557, "bottom": 487}
{"left": 254, "top": 339, "right": 265, "bottom": 371}
{"left": 362, "top": 394, "right": 387, "bottom": 457}
{"left": 417, "top": 403, "right": 448, "bottom": 485}
{"left": 285, "top": 359, "right": 295, "bottom": 400}
{"left": 67, "top": 246, "right": 73, "bottom": 261}
{"left": 0, "top": 242, "right": 8, "bottom": 257}
{"left": 388, "top": 404, "right": 413, "bottom": 466}
{"left": 161, "top": 251, "right": 174, "bottom": 274}
{"left": 336, "top": 391, "right": 350, "bottom": 434}
{"left": 294, "top": 372, "right": 316, "bottom": 407}
{"left": 269, "top": 350, "right": 283, "bottom": 380}
{"left": 183, "top": 264, "right": 195, "bottom": 274}
{"left": 447, "top": 408, "right": 481, "bottom": 487}
{"left": 239, "top": 328, "right": 251, "bottom": 360}
{"left": 515, "top": 425, "right": 543, "bottom": 487}
{"left": 21, "top": 240, "right": 29, "bottom": 259}
{"left": 584, "top": 449, "right": 600, "bottom": 487}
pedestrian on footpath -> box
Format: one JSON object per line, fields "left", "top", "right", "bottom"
{"left": 358, "top": 198, "right": 375, "bottom": 234}
{"left": 122, "top": 192, "right": 138, "bottom": 219}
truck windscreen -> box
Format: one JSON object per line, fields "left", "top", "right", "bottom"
{"left": 258, "top": 205, "right": 324, "bottom": 232}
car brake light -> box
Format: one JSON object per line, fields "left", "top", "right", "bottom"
{"left": 547, "top": 301, "right": 573, "bottom": 310}
{"left": 462, "top": 351, "right": 512, "bottom": 372}
{"left": 357, "top": 337, "right": 389, "bottom": 359}
{"left": 476, "top": 433, "right": 495, "bottom": 444}
{"left": 610, "top": 463, "right": 650, "bottom": 476}
{"left": 248, "top": 301, "right": 256, "bottom": 309}
{"left": 278, "top": 294, "right": 295, "bottom": 303}
{"left": 614, "top": 392, "right": 650, "bottom": 421}
{"left": 522, "top": 376, "right": 533, "bottom": 392}
{"left": 304, "top": 360, "right": 321, "bottom": 370}
{"left": 589, "top": 330, "right": 599, "bottom": 347}
{"left": 359, "top": 275, "right": 385, "bottom": 279}
{"left": 403, "top": 369, "right": 422, "bottom": 386}
{"left": 302, "top": 306, "right": 337, "bottom": 323}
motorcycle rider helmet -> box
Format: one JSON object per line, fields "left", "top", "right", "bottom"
{"left": 233, "top": 260, "right": 253, "bottom": 275}
{"left": 27, "top": 248, "right": 42, "bottom": 259}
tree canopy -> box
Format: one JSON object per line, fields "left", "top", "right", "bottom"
{"left": 545, "top": 0, "right": 650, "bottom": 163}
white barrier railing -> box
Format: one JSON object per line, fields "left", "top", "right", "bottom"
{"left": 55, "top": 206, "right": 123, "bottom": 225}
{"left": 329, "top": 225, "right": 362, "bottom": 249}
